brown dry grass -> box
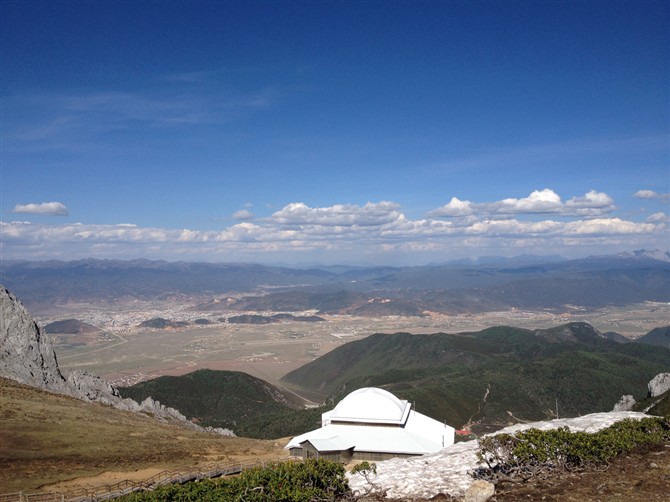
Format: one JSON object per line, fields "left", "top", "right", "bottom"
{"left": 0, "top": 377, "right": 286, "bottom": 493}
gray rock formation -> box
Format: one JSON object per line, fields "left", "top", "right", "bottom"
{"left": 0, "top": 286, "right": 70, "bottom": 394}
{"left": 648, "top": 373, "right": 670, "bottom": 397}
{"left": 612, "top": 394, "right": 636, "bottom": 412}
{"left": 66, "top": 369, "right": 123, "bottom": 405}
{"left": 0, "top": 285, "right": 233, "bottom": 436}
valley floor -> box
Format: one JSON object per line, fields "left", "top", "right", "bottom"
{"left": 44, "top": 302, "right": 669, "bottom": 390}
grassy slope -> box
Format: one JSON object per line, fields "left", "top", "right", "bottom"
{"left": 0, "top": 377, "right": 284, "bottom": 493}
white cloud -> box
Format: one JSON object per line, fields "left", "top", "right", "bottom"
{"left": 564, "top": 190, "right": 616, "bottom": 216}
{"left": 635, "top": 190, "right": 670, "bottom": 201}
{"left": 562, "top": 218, "right": 656, "bottom": 235}
{"left": 646, "top": 212, "right": 668, "bottom": 223}
{"left": 11, "top": 202, "right": 69, "bottom": 216}
{"left": 487, "top": 188, "right": 563, "bottom": 214}
{"left": 466, "top": 218, "right": 563, "bottom": 236}
{"left": 1, "top": 194, "right": 665, "bottom": 263}
{"left": 427, "top": 197, "right": 474, "bottom": 218}
{"left": 271, "top": 201, "right": 404, "bottom": 227}
{"left": 430, "top": 189, "right": 616, "bottom": 219}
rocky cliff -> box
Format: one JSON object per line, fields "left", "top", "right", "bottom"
{"left": 0, "top": 286, "right": 70, "bottom": 394}
{"left": 0, "top": 285, "right": 233, "bottom": 435}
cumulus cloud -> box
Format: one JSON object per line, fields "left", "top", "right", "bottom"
{"left": 427, "top": 197, "right": 474, "bottom": 218}
{"left": 486, "top": 188, "right": 563, "bottom": 214}
{"left": 635, "top": 190, "right": 670, "bottom": 201}
{"left": 11, "top": 202, "right": 69, "bottom": 216}
{"left": 430, "top": 189, "right": 615, "bottom": 219}
{"left": 271, "top": 201, "right": 404, "bottom": 227}
{"left": 562, "top": 217, "right": 655, "bottom": 235}
{"left": 2, "top": 194, "right": 665, "bottom": 263}
{"left": 564, "top": 190, "right": 616, "bottom": 216}
{"left": 646, "top": 212, "right": 668, "bottom": 223}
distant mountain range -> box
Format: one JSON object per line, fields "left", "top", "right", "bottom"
{"left": 2, "top": 250, "right": 669, "bottom": 313}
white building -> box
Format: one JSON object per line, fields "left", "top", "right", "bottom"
{"left": 285, "top": 387, "right": 455, "bottom": 462}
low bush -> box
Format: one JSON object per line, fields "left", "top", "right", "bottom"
{"left": 119, "top": 459, "right": 350, "bottom": 501}
{"left": 350, "top": 461, "right": 376, "bottom": 476}
{"left": 475, "top": 416, "right": 670, "bottom": 482}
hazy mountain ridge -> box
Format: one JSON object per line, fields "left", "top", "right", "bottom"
{"left": 0, "top": 259, "right": 339, "bottom": 307}
{"left": 637, "top": 326, "right": 670, "bottom": 348}
{"left": 3, "top": 252, "right": 669, "bottom": 313}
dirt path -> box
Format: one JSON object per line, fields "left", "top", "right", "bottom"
{"left": 40, "top": 449, "right": 287, "bottom": 495}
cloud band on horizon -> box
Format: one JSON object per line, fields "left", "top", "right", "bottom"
{"left": 2, "top": 189, "right": 666, "bottom": 263}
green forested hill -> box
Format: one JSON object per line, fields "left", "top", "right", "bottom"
{"left": 636, "top": 326, "right": 670, "bottom": 348}
{"left": 120, "top": 324, "right": 670, "bottom": 439}
{"left": 119, "top": 369, "right": 319, "bottom": 438}
{"left": 281, "top": 323, "right": 670, "bottom": 433}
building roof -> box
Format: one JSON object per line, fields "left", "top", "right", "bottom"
{"left": 301, "top": 436, "right": 356, "bottom": 452}
{"left": 289, "top": 420, "right": 450, "bottom": 455}
{"left": 324, "top": 387, "right": 411, "bottom": 426}
{"left": 286, "top": 387, "right": 456, "bottom": 456}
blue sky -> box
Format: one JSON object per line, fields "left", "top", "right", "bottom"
{"left": 1, "top": 0, "right": 668, "bottom": 265}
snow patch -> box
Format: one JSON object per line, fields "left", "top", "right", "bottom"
{"left": 347, "top": 411, "right": 650, "bottom": 499}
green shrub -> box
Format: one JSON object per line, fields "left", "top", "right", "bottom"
{"left": 119, "top": 459, "right": 350, "bottom": 501}
{"left": 350, "top": 461, "right": 376, "bottom": 476}
{"left": 476, "top": 416, "right": 670, "bottom": 481}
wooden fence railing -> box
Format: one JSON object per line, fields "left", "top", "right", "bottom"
{"left": 0, "top": 459, "right": 289, "bottom": 502}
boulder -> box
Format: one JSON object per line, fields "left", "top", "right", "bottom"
{"left": 648, "top": 373, "right": 670, "bottom": 398}
{"left": 612, "top": 394, "right": 636, "bottom": 412}
{"left": 463, "top": 480, "right": 495, "bottom": 502}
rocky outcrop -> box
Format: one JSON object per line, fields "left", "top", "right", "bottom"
{"left": 612, "top": 394, "right": 636, "bottom": 412}
{"left": 0, "top": 285, "right": 233, "bottom": 436}
{"left": 0, "top": 286, "right": 70, "bottom": 395}
{"left": 612, "top": 373, "right": 670, "bottom": 412}
{"left": 66, "top": 370, "right": 123, "bottom": 405}
{"left": 648, "top": 373, "right": 670, "bottom": 398}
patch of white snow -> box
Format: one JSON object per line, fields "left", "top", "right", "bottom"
{"left": 347, "top": 411, "right": 650, "bottom": 499}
